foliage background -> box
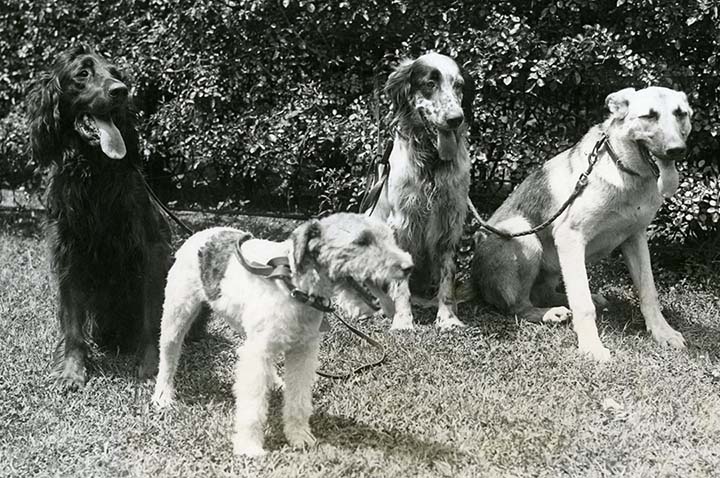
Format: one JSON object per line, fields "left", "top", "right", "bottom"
{"left": 0, "top": 0, "right": 718, "bottom": 242}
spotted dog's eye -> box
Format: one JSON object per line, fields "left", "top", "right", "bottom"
{"left": 640, "top": 110, "right": 659, "bottom": 120}
{"left": 425, "top": 80, "right": 436, "bottom": 89}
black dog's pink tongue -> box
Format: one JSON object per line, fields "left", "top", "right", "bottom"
{"left": 93, "top": 115, "right": 126, "bottom": 159}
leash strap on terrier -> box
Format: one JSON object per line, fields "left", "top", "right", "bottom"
{"left": 234, "top": 235, "right": 386, "bottom": 380}
{"left": 468, "top": 132, "right": 613, "bottom": 239}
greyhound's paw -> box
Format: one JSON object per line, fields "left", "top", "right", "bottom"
{"left": 390, "top": 313, "right": 414, "bottom": 331}
{"left": 651, "top": 324, "right": 686, "bottom": 349}
{"left": 578, "top": 341, "right": 612, "bottom": 362}
{"left": 542, "top": 306, "right": 572, "bottom": 324}
{"left": 285, "top": 427, "right": 317, "bottom": 450}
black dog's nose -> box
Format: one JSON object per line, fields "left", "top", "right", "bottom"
{"left": 445, "top": 114, "right": 464, "bottom": 129}
{"left": 108, "top": 82, "right": 128, "bottom": 100}
{"left": 665, "top": 146, "right": 686, "bottom": 158}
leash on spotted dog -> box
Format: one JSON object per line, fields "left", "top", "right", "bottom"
{"left": 233, "top": 235, "right": 386, "bottom": 379}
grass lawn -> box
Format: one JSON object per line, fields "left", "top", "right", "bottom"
{"left": 1, "top": 210, "right": 719, "bottom": 477}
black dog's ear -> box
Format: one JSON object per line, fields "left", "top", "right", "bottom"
{"left": 385, "top": 58, "right": 416, "bottom": 113}
{"left": 27, "top": 72, "right": 63, "bottom": 167}
{"left": 291, "top": 219, "right": 322, "bottom": 272}
{"left": 460, "top": 66, "right": 476, "bottom": 129}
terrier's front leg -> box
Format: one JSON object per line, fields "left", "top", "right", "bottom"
{"left": 283, "top": 337, "right": 320, "bottom": 449}
{"left": 389, "top": 279, "right": 414, "bottom": 330}
{"left": 232, "top": 343, "right": 272, "bottom": 456}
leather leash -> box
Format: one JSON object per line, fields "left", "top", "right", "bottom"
{"left": 468, "top": 132, "right": 642, "bottom": 239}
{"left": 234, "top": 235, "right": 387, "bottom": 380}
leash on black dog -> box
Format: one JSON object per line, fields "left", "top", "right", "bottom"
{"left": 135, "top": 165, "right": 195, "bottom": 235}
{"left": 233, "top": 235, "right": 386, "bottom": 379}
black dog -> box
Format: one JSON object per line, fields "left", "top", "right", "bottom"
{"left": 27, "top": 44, "right": 171, "bottom": 389}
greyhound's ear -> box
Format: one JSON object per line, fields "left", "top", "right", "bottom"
{"left": 291, "top": 219, "right": 321, "bottom": 272}
{"left": 385, "top": 58, "right": 415, "bottom": 112}
{"left": 460, "top": 66, "right": 476, "bottom": 129}
{"left": 605, "top": 88, "right": 636, "bottom": 119}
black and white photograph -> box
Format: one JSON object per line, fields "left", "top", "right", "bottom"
{"left": 1, "top": 0, "right": 719, "bottom": 476}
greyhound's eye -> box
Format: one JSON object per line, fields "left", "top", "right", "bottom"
{"left": 640, "top": 110, "right": 659, "bottom": 120}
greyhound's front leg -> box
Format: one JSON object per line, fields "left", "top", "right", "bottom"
{"left": 556, "top": 229, "right": 611, "bottom": 362}
{"left": 621, "top": 232, "right": 685, "bottom": 348}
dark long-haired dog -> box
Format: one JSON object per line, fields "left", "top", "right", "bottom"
{"left": 27, "top": 44, "right": 171, "bottom": 389}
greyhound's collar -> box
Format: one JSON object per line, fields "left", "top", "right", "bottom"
{"left": 234, "top": 236, "right": 380, "bottom": 314}
{"left": 602, "top": 137, "right": 660, "bottom": 178}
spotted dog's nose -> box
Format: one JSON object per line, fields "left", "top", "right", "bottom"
{"left": 445, "top": 113, "right": 464, "bottom": 129}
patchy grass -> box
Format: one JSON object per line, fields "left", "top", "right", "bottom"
{"left": 1, "top": 210, "right": 719, "bottom": 477}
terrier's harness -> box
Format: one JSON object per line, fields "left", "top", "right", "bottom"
{"left": 233, "top": 234, "right": 387, "bottom": 380}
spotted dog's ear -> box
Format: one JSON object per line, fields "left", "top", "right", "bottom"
{"left": 291, "top": 219, "right": 321, "bottom": 273}
{"left": 605, "top": 87, "right": 636, "bottom": 120}
{"left": 460, "top": 66, "right": 476, "bottom": 129}
{"left": 385, "top": 58, "right": 416, "bottom": 113}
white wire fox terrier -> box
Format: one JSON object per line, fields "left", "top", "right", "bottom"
{"left": 151, "top": 213, "right": 413, "bottom": 456}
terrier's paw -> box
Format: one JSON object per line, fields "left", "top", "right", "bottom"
{"left": 232, "top": 437, "right": 267, "bottom": 457}
{"left": 151, "top": 387, "right": 175, "bottom": 409}
{"left": 542, "top": 306, "right": 572, "bottom": 324}
{"left": 578, "top": 341, "right": 612, "bottom": 362}
{"left": 285, "top": 427, "right": 317, "bottom": 450}
{"left": 390, "top": 313, "right": 414, "bottom": 331}
{"left": 651, "top": 324, "right": 686, "bottom": 349}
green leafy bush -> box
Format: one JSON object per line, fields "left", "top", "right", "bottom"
{"left": 0, "top": 0, "right": 717, "bottom": 241}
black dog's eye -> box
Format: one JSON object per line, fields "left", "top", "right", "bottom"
{"left": 640, "top": 110, "right": 659, "bottom": 120}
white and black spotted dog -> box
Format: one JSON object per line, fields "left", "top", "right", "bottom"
{"left": 151, "top": 213, "right": 413, "bottom": 456}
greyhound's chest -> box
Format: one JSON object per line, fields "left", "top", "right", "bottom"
{"left": 579, "top": 184, "right": 663, "bottom": 260}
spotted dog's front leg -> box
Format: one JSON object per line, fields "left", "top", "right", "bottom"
{"left": 435, "top": 252, "right": 465, "bottom": 329}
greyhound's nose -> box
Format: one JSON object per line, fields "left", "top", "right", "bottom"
{"left": 445, "top": 113, "right": 464, "bottom": 129}
{"left": 108, "top": 82, "right": 128, "bottom": 100}
{"left": 665, "top": 145, "right": 686, "bottom": 159}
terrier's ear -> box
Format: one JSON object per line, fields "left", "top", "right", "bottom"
{"left": 605, "top": 87, "right": 636, "bottom": 119}
{"left": 291, "top": 219, "right": 321, "bottom": 272}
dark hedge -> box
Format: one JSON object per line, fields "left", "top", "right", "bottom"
{"left": 1, "top": 0, "right": 718, "bottom": 241}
